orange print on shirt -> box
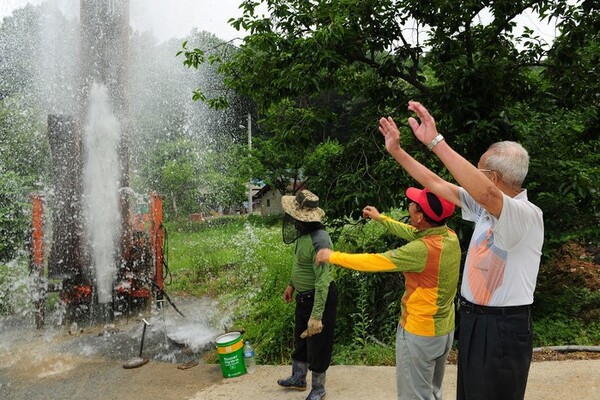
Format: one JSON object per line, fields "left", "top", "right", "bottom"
{"left": 467, "top": 229, "right": 507, "bottom": 305}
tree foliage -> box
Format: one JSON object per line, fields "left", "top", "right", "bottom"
{"left": 0, "top": 5, "right": 51, "bottom": 262}
{"left": 139, "top": 138, "right": 249, "bottom": 219}
{"left": 0, "top": 100, "right": 48, "bottom": 262}
{"left": 182, "top": 0, "right": 599, "bottom": 247}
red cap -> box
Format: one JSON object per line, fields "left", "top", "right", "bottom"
{"left": 406, "top": 187, "right": 455, "bottom": 222}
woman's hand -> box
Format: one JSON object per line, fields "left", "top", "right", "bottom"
{"left": 315, "top": 249, "right": 333, "bottom": 264}
{"left": 378, "top": 116, "right": 402, "bottom": 155}
{"left": 283, "top": 285, "right": 294, "bottom": 303}
{"left": 362, "top": 205, "right": 381, "bottom": 220}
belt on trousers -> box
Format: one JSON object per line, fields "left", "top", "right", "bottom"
{"left": 459, "top": 297, "right": 531, "bottom": 315}
{"left": 296, "top": 290, "right": 315, "bottom": 302}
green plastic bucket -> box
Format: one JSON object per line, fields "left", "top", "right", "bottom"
{"left": 215, "top": 332, "right": 246, "bottom": 378}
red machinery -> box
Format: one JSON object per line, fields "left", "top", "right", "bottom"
{"left": 31, "top": 192, "right": 167, "bottom": 327}
{"left": 113, "top": 192, "right": 166, "bottom": 316}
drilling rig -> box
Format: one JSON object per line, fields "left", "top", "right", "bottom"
{"left": 31, "top": 0, "right": 167, "bottom": 327}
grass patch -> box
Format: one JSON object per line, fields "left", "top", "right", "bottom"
{"left": 333, "top": 343, "right": 396, "bottom": 366}
{"left": 164, "top": 218, "right": 248, "bottom": 296}
{"left": 3, "top": 214, "right": 595, "bottom": 366}
{"left": 163, "top": 216, "right": 295, "bottom": 362}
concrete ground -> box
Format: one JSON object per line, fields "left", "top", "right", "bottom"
{"left": 2, "top": 303, "right": 598, "bottom": 400}
{"left": 2, "top": 346, "right": 599, "bottom": 400}
{"left": 192, "top": 361, "right": 600, "bottom": 400}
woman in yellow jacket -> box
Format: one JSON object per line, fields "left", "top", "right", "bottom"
{"left": 316, "top": 187, "right": 460, "bottom": 400}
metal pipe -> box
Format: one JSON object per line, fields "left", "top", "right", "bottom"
{"left": 31, "top": 194, "right": 45, "bottom": 329}
{"left": 247, "top": 113, "right": 252, "bottom": 214}
{"left": 150, "top": 192, "right": 164, "bottom": 292}
{"left": 139, "top": 318, "right": 150, "bottom": 357}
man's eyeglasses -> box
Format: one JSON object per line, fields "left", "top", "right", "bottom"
{"left": 478, "top": 169, "right": 503, "bottom": 181}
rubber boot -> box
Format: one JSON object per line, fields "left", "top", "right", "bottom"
{"left": 306, "top": 371, "right": 326, "bottom": 400}
{"left": 277, "top": 360, "right": 308, "bottom": 390}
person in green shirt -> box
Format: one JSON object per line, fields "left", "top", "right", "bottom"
{"left": 316, "top": 187, "right": 460, "bottom": 400}
{"left": 277, "top": 190, "right": 337, "bottom": 400}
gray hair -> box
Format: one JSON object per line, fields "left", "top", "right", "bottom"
{"left": 485, "top": 141, "right": 530, "bottom": 187}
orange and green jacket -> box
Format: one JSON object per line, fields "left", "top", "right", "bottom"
{"left": 329, "top": 215, "right": 460, "bottom": 337}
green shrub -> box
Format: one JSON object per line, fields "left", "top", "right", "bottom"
{"left": 0, "top": 172, "right": 32, "bottom": 262}
{"left": 533, "top": 287, "right": 600, "bottom": 346}
{"left": 166, "top": 215, "right": 296, "bottom": 363}
{"left": 227, "top": 222, "right": 295, "bottom": 363}
{"left": 0, "top": 257, "right": 34, "bottom": 316}
{"left": 333, "top": 342, "right": 395, "bottom": 366}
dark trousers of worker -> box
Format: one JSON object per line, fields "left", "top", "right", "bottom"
{"left": 291, "top": 282, "right": 337, "bottom": 373}
{"left": 457, "top": 299, "right": 533, "bottom": 400}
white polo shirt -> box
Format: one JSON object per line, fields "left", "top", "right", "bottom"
{"left": 459, "top": 188, "right": 544, "bottom": 307}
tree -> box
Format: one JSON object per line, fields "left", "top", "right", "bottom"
{"left": 0, "top": 100, "right": 48, "bottom": 261}
{"left": 180, "top": 0, "right": 424, "bottom": 204}
{"left": 181, "top": 0, "right": 598, "bottom": 244}
{"left": 138, "top": 138, "right": 250, "bottom": 219}
{"left": 199, "top": 146, "right": 249, "bottom": 213}
{"left": 140, "top": 139, "right": 202, "bottom": 219}
{"left": 0, "top": 171, "right": 34, "bottom": 262}
{"left": 131, "top": 30, "right": 250, "bottom": 163}
{"left": 0, "top": 4, "right": 51, "bottom": 261}
{"left": 129, "top": 30, "right": 252, "bottom": 217}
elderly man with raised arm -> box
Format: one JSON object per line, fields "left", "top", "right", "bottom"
{"left": 378, "top": 101, "right": 544, "bottom": 400}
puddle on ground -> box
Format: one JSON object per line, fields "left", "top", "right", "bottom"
{"left": 0, "top": 296, "right": 230, "bottom": 374}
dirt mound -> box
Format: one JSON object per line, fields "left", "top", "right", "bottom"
{"left": 445, "top": 348, "right": 600, "bottom": 364}
{"left": 544, "top": 241, "right": 600, "bottom": 291}
{"left": 532, "top": 348, "right": 600, "bottom": 362}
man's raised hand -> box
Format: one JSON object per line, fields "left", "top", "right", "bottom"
{"left": 407, "top": 101, "right": 440, "bottom": 146}
{"left": 378, "top": 116, "right": 402, "bottom": 155}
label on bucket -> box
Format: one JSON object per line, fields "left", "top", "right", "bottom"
{"left": 216, "top": 339, "right": 244, "bottom": 354}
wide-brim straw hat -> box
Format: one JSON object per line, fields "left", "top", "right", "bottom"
{"left": 281, "top": 190, "right": 325, "bottom": 222}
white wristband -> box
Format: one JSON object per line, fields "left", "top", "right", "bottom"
{"left": 426, "top": 134, "right": 444, "bottom": 150}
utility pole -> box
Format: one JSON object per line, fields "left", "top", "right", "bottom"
{"left": 247, "top": 113, "right": 253, "bottom": 215}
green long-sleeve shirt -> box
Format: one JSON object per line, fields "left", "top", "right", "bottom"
{"left": 289, "top": 229, "right": 333, "bottom": 320}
